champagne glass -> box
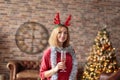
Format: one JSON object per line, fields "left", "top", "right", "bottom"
{"left": 60, "top": 50, "right": 66, "bottom": 72}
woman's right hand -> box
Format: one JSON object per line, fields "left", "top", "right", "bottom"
{"left": 54, "top": 62, "right": 66, "bottom": 72}
{"left": 43, "top": 62, "right": 66, "bottom": 78}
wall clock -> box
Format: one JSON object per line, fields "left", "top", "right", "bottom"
{"left": 15, "top": 22, "right": 49, "bottom": 54}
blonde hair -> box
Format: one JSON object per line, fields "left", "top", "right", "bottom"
{"left": 48, "top": 25, "right": 70, "bottom": 48}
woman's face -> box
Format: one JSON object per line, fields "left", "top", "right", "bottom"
{"left": 57, "top": 27, "right": 68, "bottom": 43}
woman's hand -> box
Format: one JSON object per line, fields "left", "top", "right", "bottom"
{"left": 44, "top": 62, "right": 66, "bottom": 78}
{"left": 54, "top": 62, "right": 66, "bottom": 72}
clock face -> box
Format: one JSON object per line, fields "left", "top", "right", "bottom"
{"left": 15, "top": 22, "right": 49, "bottom": 54}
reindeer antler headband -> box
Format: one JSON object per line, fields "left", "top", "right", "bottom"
{"left": 54, "top": 13, "right": 71, "bottom": 27}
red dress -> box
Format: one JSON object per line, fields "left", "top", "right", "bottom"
{"left": 39, "top": 48, "right": 73, "bottom": 80}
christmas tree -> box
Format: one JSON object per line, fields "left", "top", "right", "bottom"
{"left": 82, "top": 28, "right": 118, "bottom": 80}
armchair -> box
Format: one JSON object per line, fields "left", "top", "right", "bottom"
{"left": 7, "top": 60, "right": 40, "bottom": 80}
{"left": 99, "top": 69, "right": 120, "bottom": 80}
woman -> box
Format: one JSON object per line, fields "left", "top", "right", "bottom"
{"left": 39, "top": 13, "right": 78, "bottom": 80}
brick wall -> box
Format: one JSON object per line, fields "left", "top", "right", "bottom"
{"left": 0, "top": 0, "right": 120, "bottom": 80}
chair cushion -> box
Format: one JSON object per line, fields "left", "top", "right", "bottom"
{"left": 16, "top": 70, "right": 39, "bottom": 79}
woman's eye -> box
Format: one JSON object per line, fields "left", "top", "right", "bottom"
{"left": 58, "top": 31, "right": 61, "bottom": 34}
{"left": 64, "top": 32, "right": 67, "bottom": 34}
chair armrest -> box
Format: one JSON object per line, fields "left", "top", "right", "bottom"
{"left": 108, "top": 69, "right": 120, "bottom": 80}
{"left": 99, "top": 70, "right": 120, "bottom": 80}
{"left": 99, "top": 72, "right": 112, "bottom": 80}
{"left": 7, "top": 61, "right": 19, "bottom": 80}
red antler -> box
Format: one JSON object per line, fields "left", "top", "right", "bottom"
{"left": 54, "top": 13, "right": 60, "bottom": 24}
{"left": 64, "top": 15, "right": 71, "bottom": 26}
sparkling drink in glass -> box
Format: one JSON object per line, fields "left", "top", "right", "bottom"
{"left": 60, "top": 50, "right": 66, "bottom": 72}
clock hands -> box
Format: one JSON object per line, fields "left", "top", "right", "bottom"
{"left": 31, "top": 26, "right": 35, "bottom": 53}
